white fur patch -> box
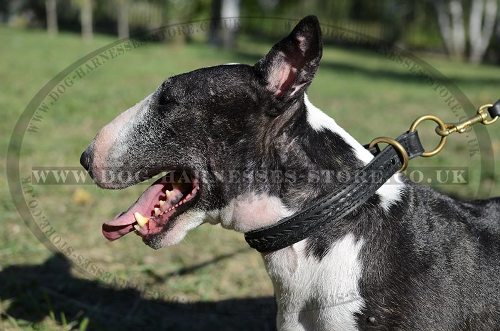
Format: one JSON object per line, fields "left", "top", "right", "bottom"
{"left": 304, "top": 94, "right": 403, "bottom": 211}
{"left": 265, "top": 234, "right": 365, "bottom": 331}
{"left": 92, "top": 94, "right": 153, "bottom": 187}
{"left": 214, "top": 191, "right": 365, "bottom": 330}
{"left": 377, "top": 173, "right": 404, "bottom": 211}
{"left": 304, "top": 94, "right": 372, "bottom": 163}
{"left": 219, "top": 192, "right": 295, "bottom": 232}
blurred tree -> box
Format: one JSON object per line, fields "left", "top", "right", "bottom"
{"left": 433, "top": 0, "right": 498, "bottom": 63}
{"left": 208, "top": 0, "right": 222, "bottom": 45}
{"left": 221, "top": 0, "right": 240, "bottom": 48}
{"left": 496, "top": 18, "right": 500, "bottom": 47}
{"left": 379, "top": 0, "right": 407, "bottom": 44}
{"left": 209, "top": 0, "right": 240, "bottom": 48}
{"left": 117, "top": 0, "right": 129, "bottom": 38}
{"left": 45, "top": 0, "right": 58, "bottom": 35}
{"left": 80, "top": 0, "right": 93, "bottom": 41}
{"left": 257, "top": 0, "right": 279, "bottom": 11}
{"left": 469, "top": 0, "right": 497, "bottom": 63}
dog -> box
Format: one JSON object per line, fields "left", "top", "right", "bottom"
{"left": 80, "top": 15, "right": 500, "bottom": 331}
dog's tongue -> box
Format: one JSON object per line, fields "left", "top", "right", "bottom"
{"left": 102, "top": 182, "right": 164, "bottom": 241}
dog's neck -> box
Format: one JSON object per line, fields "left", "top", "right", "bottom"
{"left": 216, "top": 95, "right": 405, "bottom": 329}
{"left": 218, "top": 94, "right": 404, "bottom": 233}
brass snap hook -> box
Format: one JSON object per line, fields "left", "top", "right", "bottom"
{"left": 369, "top": 137, "right": 409, "bottom": 172}
{"left": 478, "top": 104, "right": 498, "bottom": 125}
{"left": 433, "top": 104, "right": 498, "bottom": 137}
{"left": 409, "top": 115, "right": 448, "bottom": 157}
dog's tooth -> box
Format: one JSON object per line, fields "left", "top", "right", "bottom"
{"left": 154, "top": 207, "right": 161, "bottom": 216}
{"left": 134, "top": 224, "right": 142, "bottom": 232}
{"left": 159, "top": 200, "right": 165, "bottom": 207}
{"left": 165, "top": 190, "right": 173, "bottom": 198}
{"left": 134, "top": 212, "right": 150, "bottom": 227}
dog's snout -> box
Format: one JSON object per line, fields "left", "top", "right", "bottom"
{"left": 80, "top": 148, "right": 92, "bottom": 172}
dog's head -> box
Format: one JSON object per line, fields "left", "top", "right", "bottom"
{"left": 80, "top": 16, "right": 323, "bottom": 249}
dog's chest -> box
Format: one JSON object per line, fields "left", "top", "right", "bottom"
{"left": 263, "top": 234, "right": 365, "bottom": 331}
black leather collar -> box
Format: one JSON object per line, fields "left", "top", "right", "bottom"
{"left": 244, "top": 131, "right": 425, "bottom": 252}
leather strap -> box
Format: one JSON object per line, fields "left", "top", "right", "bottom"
{"left": 488, "top": 99, "right": 500, "bottom": 118}
{"left": 244, "top": 131, "right": 424, "bottom": 252}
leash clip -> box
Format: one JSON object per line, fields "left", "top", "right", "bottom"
{"left": 435, "top": 103, "right": 499, "bottom": 137}
{"left": 408, "top": 102, "right": 499, "bottom": 158}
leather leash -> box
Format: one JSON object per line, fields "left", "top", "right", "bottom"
{"left": 245, "top": 100, "right": 500, "bottom": 253}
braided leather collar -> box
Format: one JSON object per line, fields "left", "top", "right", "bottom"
{"left": 244, "top": 131, "right": 425, "bottom": 252}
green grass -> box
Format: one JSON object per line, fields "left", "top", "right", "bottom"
{"left": 1, "top": 26, "right": 500, "bottom": 330}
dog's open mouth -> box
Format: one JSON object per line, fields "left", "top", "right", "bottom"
{"left": 102, "top": 171, "right": 199, "bottom": 241}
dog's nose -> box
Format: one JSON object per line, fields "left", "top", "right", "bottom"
{"left": 80, "top": 148, "right": 92, "bottom": 172}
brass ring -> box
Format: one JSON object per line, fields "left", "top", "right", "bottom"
{"left": 409, "top": 115, "right": 448, "bottom": 157}
{"left": 434, "top": 123, "right": 456, "bottom": 137}
{"left": 369, "top": 137, "right": 409, "bottom": 172}
{"left": 478, "top": 104, "right": 498, "bottom": 125}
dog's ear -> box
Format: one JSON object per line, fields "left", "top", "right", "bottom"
{"left": 255, "top": 15, "right": 322, "bottom": 102}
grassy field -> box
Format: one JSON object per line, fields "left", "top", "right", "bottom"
{"left": 1, "top": 26, "right": 500, "bottom": 330}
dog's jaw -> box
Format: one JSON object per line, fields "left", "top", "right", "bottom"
{"left": 144, "top": 209, "right": 209, "bottom": 249}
